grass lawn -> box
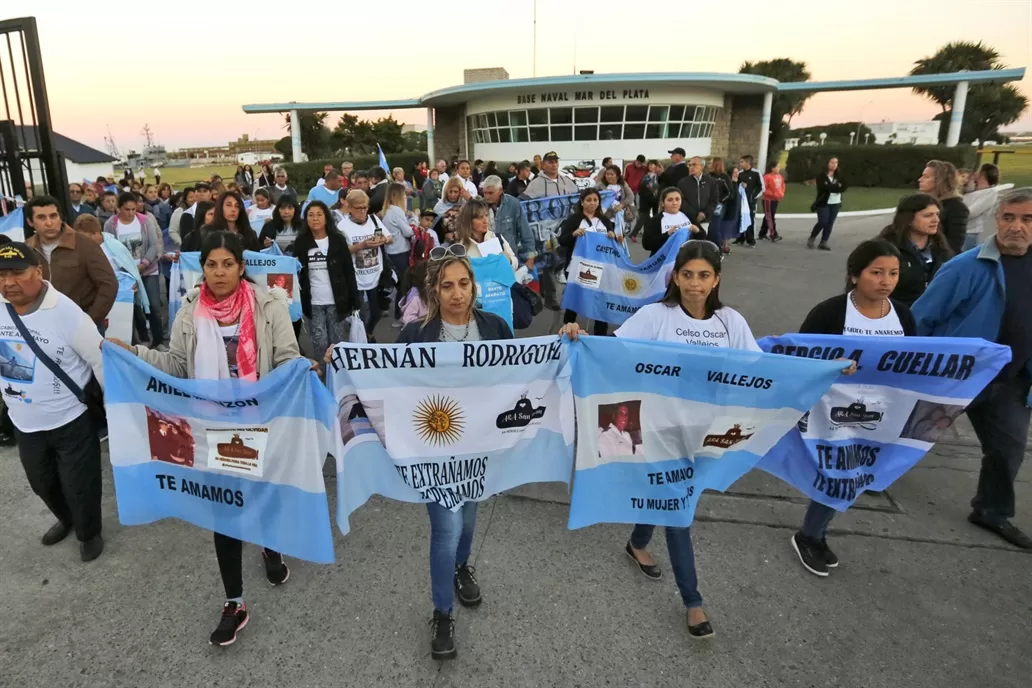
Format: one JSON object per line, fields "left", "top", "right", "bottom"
{"left": 776, "top": 185, "right": 910, "bottom": 213}
{"left": 978, "top": 148, "right": 1032, "bottom": 187}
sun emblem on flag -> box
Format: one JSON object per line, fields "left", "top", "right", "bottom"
{"left": 623, "top": 276, "right": 641, "bottom": 295}
{"left": 413, "top": 395, "right": 465, "bottom": 446}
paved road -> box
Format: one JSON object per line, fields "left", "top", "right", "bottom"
{"left": 2, "top": 216, "right": 1029, "bottom": 688}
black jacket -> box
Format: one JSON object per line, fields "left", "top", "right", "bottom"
{"left": 258, "top": 221, "right": 303, "bottom": 255}
{"left": 738, "top": 169, "right": 763, "bottom": 206}
{"left": 891, "top": 240, "right": 948, "bottom": 307}
{"left": 658, "top": 161, "right": 690, "bottom": 191}
{"left": 293, "top": 229, "right": 361, "bottom": 320}
{"left": 558, "top": 213, "right": 615, "bottom": 267}
{"left": 397, "top": 309, "right": 514, "bottom": 343}
{"left": 800, "top": 293, "right": 916, "bottom": 336}
{"left": 641, "top": 213, "right": 704, "bottom": 256}
{"left": 939, "top": 196, "right": 970, "bottom": 255}
{"left": 709, "top": 172, "right": 739, "bottom": 221}
{"left": 813, "top": 173, "right": 847, "bottom": 208}
{"left": 676, "top": 174, "right": 718, "bottom": 223}
{"left": 506, "top": 177, "right": 528, "bottom": 198}
{"left": 368, "top": 182, "right": 388, "bottom": 215}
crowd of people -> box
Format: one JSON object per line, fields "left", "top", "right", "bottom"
{"left": 0, "top": 147, "right": 1028, "bottom": 659}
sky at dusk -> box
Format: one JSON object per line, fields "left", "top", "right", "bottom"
{"left": 6, "top": 0, "right": 1031, "bottom": 152}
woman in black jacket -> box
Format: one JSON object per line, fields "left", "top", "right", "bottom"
{"left": 877, "top": 193, "right": 953, "bottom": 306}
{"left": 259, "top": 195, "right": 304, "bottom": 256}
{"left": 790, "top": 239, "right": 916, "bottom": 578}
{"left": 807, "top": 157, "right": 848, "bottom": 251}
{"left": 917, "top": 160, "right": 969, "bottom": 254}
{"left": 395, "top": 250, "right": 513, "bottom": 661}
{"left": 708, "top": 157, "right": 739, "bottom": 254}
{"left": 294, "top": 200, "right": 361, "bottom": 359}
{"left": 558, "top": 188, "right": 616, "bottom": 335}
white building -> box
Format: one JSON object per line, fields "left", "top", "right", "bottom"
{"left": 866, "top": 121, "right": 941, "bottom": 146}
{"left": 17, "top": 126, "right": 117, "bottom": 186}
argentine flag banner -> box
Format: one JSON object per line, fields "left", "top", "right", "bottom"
{"left": 102, "top": 344, "right": 336, "bottom": 563}
{"left": 758, "top": 335, "right": 1010, "bottom": 510}
{"left": 521, "top": 190, "right": 620, "bottom": 270}
{"left": 172, "top": 250, "right": 302, "bottom": 323}
{"left": 104, "top": 272, "right": 137, "bottom": 343}
{"left": 327, "top": 337, "right": 575, "bottom": 534}
{"left": 567, "top": 336, "right": 844, "bottom": 529}
{"left": 561, "top": 229, "right": 691, "bottom": 326}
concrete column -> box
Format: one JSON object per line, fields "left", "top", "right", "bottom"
{"left": 290, "top": 108, "right": 302, "bottom": 162}
{"left": 756, "top": 91, "right": 773, "bottom": 175}
{"left": 426, "top": 107, "right": 435, "bottom": 163}
{"left": 946, "top": 81, "right": 969, "bottom": 147}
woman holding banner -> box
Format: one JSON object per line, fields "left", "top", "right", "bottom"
{"left": 396, "top": 248, "right": 514, "bottom": 660}
{"left": 561, "top": 240, "right": 761, "bottom": 639}
{"left": 789, "top": 239, "right": 917, "bottom": 577}
{"left": 642, "top": 188, "right": 705, "bottom": 257}
{"left": 107, "top": 230, "right": 304, "bottom": 647}
{"left": 559, "top": 188, "right": 617, "bottom": 336}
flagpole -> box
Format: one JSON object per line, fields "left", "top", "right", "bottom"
{"left": 532, "top": 0, "right": 537, "bottom": 78}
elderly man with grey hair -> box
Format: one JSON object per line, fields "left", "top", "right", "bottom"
{"left": 481, "top": 175, "right": 537, "bottom": 270}
{"left": 913, "top": 186, "right": 1032, "bottom": 549}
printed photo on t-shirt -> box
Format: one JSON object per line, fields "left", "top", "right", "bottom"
{"left": 0, "top": 339, "right": 35, "bottom": 382}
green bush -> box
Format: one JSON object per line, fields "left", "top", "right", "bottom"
{"left": 785, "top": 145, "right": 977, "bottom": 188}
{"left": 281, "top": 152, "right": 430, "bottom": 190}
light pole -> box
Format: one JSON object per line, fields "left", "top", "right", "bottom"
{"left": 819, "top": 132, "right": 827, "bottom": 146}
{"left": 849, "top": 131, "right": 856, "bottom": 146}
{"left": 532, "top": 0, "right": 537, "bottom": 77}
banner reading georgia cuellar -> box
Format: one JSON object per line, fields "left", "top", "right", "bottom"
{"left": 327, "top": 337, "right": 575, "bottom": 534}
{"left": 758, "top": 334, "right": 1011, "bottom": 510}
{"left": 102, "top": 343, "right": 336, "bottom": 564}
{"left": 567, "top": 335, "right": 844, "bottom": 529}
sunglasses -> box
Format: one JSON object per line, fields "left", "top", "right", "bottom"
{"left": 429, "top": 244, "right": 467, "bottom": 261}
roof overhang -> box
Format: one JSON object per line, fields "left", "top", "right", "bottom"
{"left": 241, "top": 99, "right": 421, "bottom": 114}
{"left": 777, "top": 67, "right": 1026, "bottom": 93}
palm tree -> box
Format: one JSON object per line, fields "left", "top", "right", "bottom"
{"left": 910, "top": 41, "right": 1001, "bottom": 113}
{"left": 739, "top": 59, "right": 812, "bottom": 151}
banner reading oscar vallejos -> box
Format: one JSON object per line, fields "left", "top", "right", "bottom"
{"left": 521, "top": 190, "right": 620, "bottom": 270}
{"left": 327, "top": 337, "right": 574, "bottom": 534}
{"left": 102, "top": 343, "right": 336, "bottom": 564}
{"left": 758, "top": 334, "right": 1010, "bottom": 510}
{"left": 567, "top": 336, "right": 843, "bottom": 529}
{"left": 560, "top": 228, "right": 691, "bottom": 326}
{"left": 172, "top": 250, "right": 302, "bottom": 324}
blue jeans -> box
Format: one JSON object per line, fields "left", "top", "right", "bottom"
{"left": 800, "top": 500, "right": 836, "bottom": 540}
{"left": 810, "top": 203, "right": 842, "bottom": 244}
{"left": 427, "top": 501, "right": 479, "bottom": 613}
{"left": 629, "top": 524, "right": 702, "bottom": 608}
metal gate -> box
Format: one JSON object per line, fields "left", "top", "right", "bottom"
{"left": 0, "top": 16, "right": 66, "bottom": 214}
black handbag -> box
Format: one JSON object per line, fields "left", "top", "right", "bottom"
{"left": 511, "top": 283, "right": 543, "bottom": 329}
{"left": 5, "top": 304, "right": 106, "bottom": 429}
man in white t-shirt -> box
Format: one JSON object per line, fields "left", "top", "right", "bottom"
{"left": 0, "top": 242, "right": 105, "bottom": 561}
{"left": 597, "top": 404, "right": 638, "bottom": 458}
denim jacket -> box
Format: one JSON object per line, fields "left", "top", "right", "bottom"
{"left": 489, "top": 193, "right": 536, "bottom": 263}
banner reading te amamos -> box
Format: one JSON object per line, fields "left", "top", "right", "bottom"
{"left": 560, "top": 228, "right": 691, "bottom": 326}
{"left": 758, "top": 334, "right": 1010, "bottom": 510}
{"left": 170, "top": 250, "right": 302, "bottom": 324}
{"left": 327, "top": 338, "right": 575, "bottom": 534}
{"left": 567, "top": 336, "right": 844, "bottom": 529}
{"left": 102, "top": 344, "right": 336, "bottom": 563}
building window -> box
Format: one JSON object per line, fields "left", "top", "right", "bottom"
{"left": 467, "top": 103, "right": 721, "bottom": 144}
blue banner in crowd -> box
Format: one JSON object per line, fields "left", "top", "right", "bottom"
{"left": 327, "top": 338, "right": 575, "bottom": 534}
{"left": 0, "top": 207, "right": 25, "bottom": 242}
{"left": 520, "top": 190, "right": 620, "bottom": 270}
{"left": 567, "top": 336, "right": 844, "bottom": 529}
{"left": 560, "top": 229, "right": 691, "bottom": 326}
{"left": 470, "top": 254, "right": 517, "bottom": 332}
{"left": 102, "top": 344, "right": 336, "bottom": 563}
{"left": 171, "top": 250, "right": 302, "bottom": 324}
{"left": 757, "top": 334, "right": 1010, "bottom": 510}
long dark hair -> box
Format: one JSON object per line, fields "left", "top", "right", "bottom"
{"left": 267, "top": 195, "right": 303, "bottom": 234}
{"left": 601, "top": 165, "right": 624, "bottom": 186}
{"left": 844, "top": 239, "right": 901, "bottom": 292}
{"left": 299, "top": 200, "right": 341, "bottom": 240}
{"left": 210, "top": 190, "right": 259, "bottom": 248}
{"left": 661, "top": 240, "right": 724, "bottom": 318}
{"left": 878, "top": 193, "right": 952, "bottom": 259}
{"left": 194, "top": 200, "right": 216, "bottom": 227}
{"left": 576, "top": 187, "right": 602, "bottom": 219}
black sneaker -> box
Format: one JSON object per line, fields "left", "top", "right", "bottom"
{"left": 821, "top": 539, "right": 839, "bottom": 568}
{"left": 80, "top": 534, "right": 104, "bottom": 562}
{"left": 968, "top": 512, "right": 1032, "bottom": 549}
{"left": 41, "top": 521, "right": 71, "bottom": 546}
{"left": 806, "top": 237, "right": 816, "bottom": 249}
{"left": 429, "top": 610, "right": 457, "bottom": 660}
{"left": 771, "top": 235, "right": 783, "bottom": 243}
{"left": 454, "top": 563, "right": 482, "bottom": 607}
{"left": 262, "top": 549, "right": 290, "bottom": 585}
{"left": 0, "top": 432, "right": 15, "bottom": 446}
{"left": 209, "top": 601, "right": 249, "bottom": 646}
{"left": 818, "top": 243, "right": 832, "bottom": 251}
{"left": 791, "top": 533, "right": 828, "bottom": 577}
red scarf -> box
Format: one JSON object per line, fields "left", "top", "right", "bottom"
{"left": 197, "top": 280, "right": 258, "bottom": 381}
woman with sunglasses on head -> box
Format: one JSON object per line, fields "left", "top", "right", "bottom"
{"left": 558, "top": 187, "right": 618, "bottom": 336}
{"left": 560, "top": 240, "right": 762, "bottom": 640}
{"left": 642, "top": 187, "right": 705, "bottom": 257}
{"left": 295, "top": 200, "right": 362, "bottom": 358}
{"left": 396, "top": 247, "right": 513, "bottom": 660}
{"left": 789, "top": 239, "right": 916, "bottom": 577}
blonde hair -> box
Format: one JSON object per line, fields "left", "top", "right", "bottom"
{"left": 925, "top": 160, "right": 961, "bottom": 200}
{"left": 392, "top": 166, "right": 405, "bottom": 179}
{"left": 442, "top": 175, "right": 465, "bottom": 201}
{"left": 345, "top": 189, "right": 369, "bottom": 207}
{"left": 423, "top": 254, "right": 478, "bottom": 325}
{"left": 385, "top": 182, "right": 408, "bottom": 211}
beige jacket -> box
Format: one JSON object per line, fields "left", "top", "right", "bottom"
{"left": 134, "top": 284, "right": 300, "bottom": 379}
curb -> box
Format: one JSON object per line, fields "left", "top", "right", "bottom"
{"left": 757, "top": 208, "right": 895, "bottom": 219}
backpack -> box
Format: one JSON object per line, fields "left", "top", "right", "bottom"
{"left": 409, "top": 224, "right": 436, "bottom": 267}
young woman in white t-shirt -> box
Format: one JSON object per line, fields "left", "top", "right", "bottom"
{"left": 790, "top": 239, "right": 916, "bottom": 577}
{"left": 560, "top": 240, "right": 760, "bottom": 639}
{"left": 558, "top": 188, "right": 618, "bottom": 336}
{"left": 642, "top": 187, "right": 705, "bottom": 257}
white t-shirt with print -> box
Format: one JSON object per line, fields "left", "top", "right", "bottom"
{"left": 307, "top": 236, "right": 335, "bottom": 306}
{"left": 338, "top": 216, "right": 383, "bottom": 291}
{"left": 660, "top": 211, "right": 692, "bottom": 235}
{"left": 843, "top": 293, "right": 904, "bottom": 337}
{"left": 219, "top": 323, "right": 241, "bottom": 378}
{"left": 248, "top": 206, "right": 274, "bottom": 224}
{"left": 615, "top": 302, "right": 760, "bottom": 351}
{"left": 579, "top": 216, "right": 607, "bottom": 233}
{"left": 116, "top": 216, "right": 144, "bottom": 265}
